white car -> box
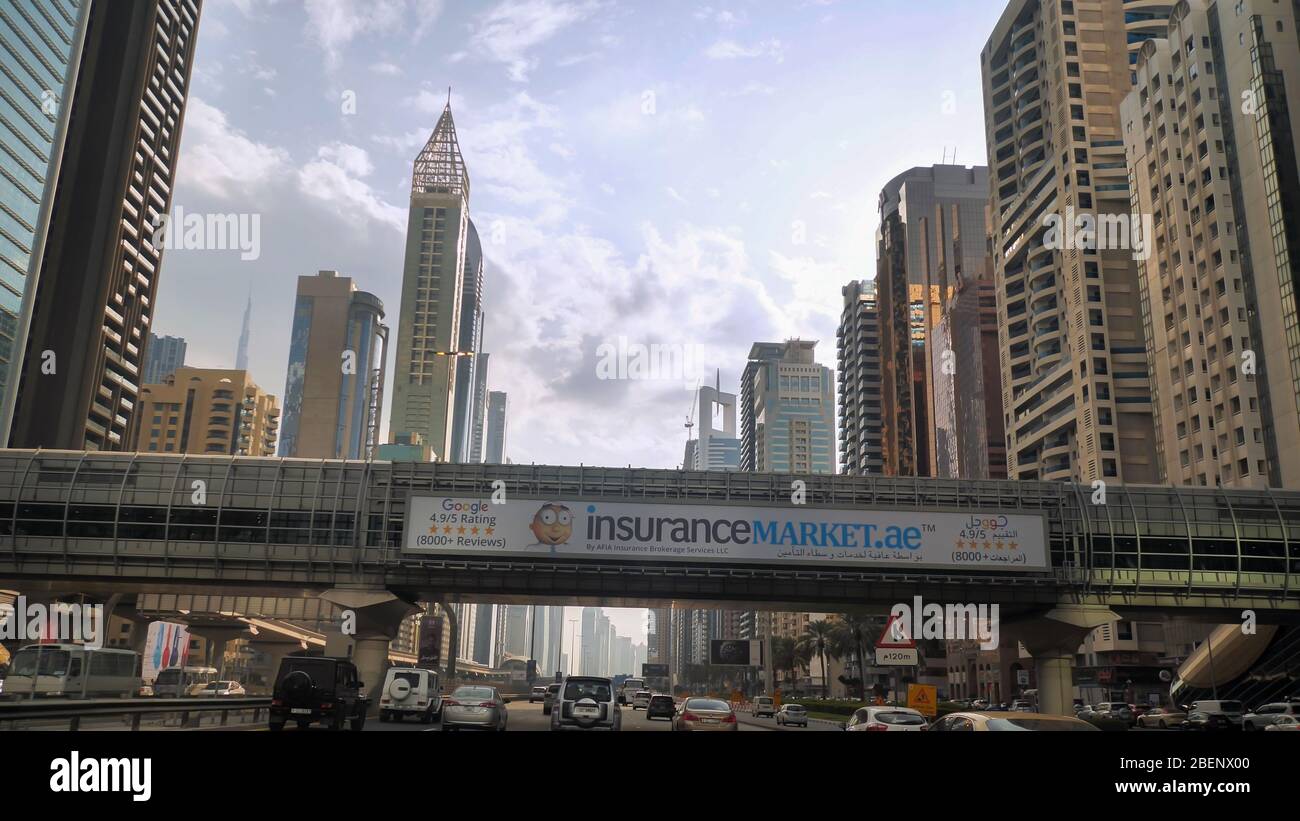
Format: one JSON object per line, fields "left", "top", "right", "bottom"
{"left": 752, "top": 696, "right": 776, "bottom": 718}
{"left": 378, "top": 667, "right": 442, "bottom": 724}
{"left": 845, "top": 706, "right": 928, "bottom": 732}
{"left": 632, "top": 689, "right": 652, "bottom": 710}
{"left": 776, "top": 704, "right": 808, "bottom": 727}
{"left": 198, "top": 681, "right": 246, "bottom": 697}
{"left": 1265, "top": 715, "right": 1300, "bottom": 732}
{"left": 551, "top": 676, "right": 621, "bottom": 732}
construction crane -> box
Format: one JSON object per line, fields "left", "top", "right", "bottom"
{"left": 683, "top": 378, "right": 701, "bottom": 470}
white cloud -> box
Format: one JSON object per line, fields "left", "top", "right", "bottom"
{"left": 704, "top": 38, "right": 785, "bottom": 62}
{"left": 303, "top": 0, "right": 444, "bottom": 64}
{"left": 177, "top": 98, "right": 290, "bottom": 199}
{"left": 370, "top": 61, "right": 403, "bottom": 76}
{"left": 297, "top": 142, "right": 406, "bottom": 232}
{"left": 468, "top": 0, "right": 603, "bottom": 81}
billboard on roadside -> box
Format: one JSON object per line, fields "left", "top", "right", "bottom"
{"left": 642, "top": 663, "right": 669, "bottom": 678}
{"left": 710, "top": 640, "right": 762, "bottom": 667}
{"left": 402, "top": 496, "right": 1049, "bottom": 572}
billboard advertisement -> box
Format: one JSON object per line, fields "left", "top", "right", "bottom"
{"left": 642, "top": 663, "right": 669, "bottom": 678}
{"left": 142, "top": 621, "right": 191, "bottom": 682}
{"left": 710, "top": 639, "right": 762, "bottom": 667}
{"left": 402, "top": 496, "right": 1049, "bottom": 572}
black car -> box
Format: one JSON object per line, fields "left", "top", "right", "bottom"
{"left": 269, "top": 656, "right": 368, "bottom": 731}
{"left": 646, "top": 693, "right": 676, "bottom": 721}
{"left": 1184, "top": 710, "right": 1234, "bottom": 732}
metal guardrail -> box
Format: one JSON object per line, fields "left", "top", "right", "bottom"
{"left": 0, "top": 697, "right": 271, "bottom": 731}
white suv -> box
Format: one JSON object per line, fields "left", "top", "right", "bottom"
{"left": 551, "top": 676, "right": 622, "bottom": 731}
{"left": 378, "top": 668, "right": 442, "bottom": 723}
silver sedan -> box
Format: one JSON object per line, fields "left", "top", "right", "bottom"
{"left": 441, "top": 685, "right": 509, "bottom": 732}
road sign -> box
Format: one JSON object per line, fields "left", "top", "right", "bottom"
{"left": 875, "top": 647, "right": 919, "bottom": 666}
{"left": 876, "top": 614, "right": 916, "bottom": 649}
{"left": 1016, "top": 670, "right": 1030, "bottom": 686}
{"left": 907, "top": 684, "right": 938, "bottom": 717}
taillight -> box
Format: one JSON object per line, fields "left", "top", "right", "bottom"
{"left": 271, "top": 699, "right": 282, "bottom": 707}
{"left": 724, "top": 713, "right": 737, "bottom": 723}
{"left": 865, "top": 723, "right": 889, "bottom": 732}
{"left": 479, "top": 701, "right": 496, "bottom": 708}
{"left": 682, "top": 712, "right": 698, "bottom": 722}
{"left": 321, "top": 703, "right": 334, "bottom": 710}
{"left": 444, "top": 699, "right": 460, "bottom": 707}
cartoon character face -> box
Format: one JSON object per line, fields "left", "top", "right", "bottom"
{"left": 529, "top": 504, "right": 573, "bottom": 546}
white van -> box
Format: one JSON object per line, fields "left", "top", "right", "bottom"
{"left": 378, "top": 667, "right": 442, "bottom": 723}
{"left": 753, "top": 696, "right": 776, "bottom": 718}
{"left": 1189, "top": 699, "right": 1245, "bottom": 728}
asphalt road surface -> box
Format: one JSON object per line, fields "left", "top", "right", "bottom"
{"left": 359, "top": 701, "right": 843, "bottom": 732}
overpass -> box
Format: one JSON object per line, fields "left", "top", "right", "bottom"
{"left": 1, "top": 449, "right": 1298, "bottom": 714}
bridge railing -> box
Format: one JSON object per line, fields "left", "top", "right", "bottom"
{"left": 0, "top": 697, "right": 271, "bottom": 731}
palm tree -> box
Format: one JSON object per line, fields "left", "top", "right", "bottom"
{"left": 832, "top": 614, "right": 878, "bottom": 701}
{"left": 792, "top": 642, "right": 813, "bottom": 696}
{"left": 771, "top": 637, "right": 795, "bottom": 691}
{"left": 796, "top": 620, "right": 838, "bottom": 699}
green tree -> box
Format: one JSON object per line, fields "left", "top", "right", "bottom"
{"left": 796, "top": 619, "right": 839, "bottom": 699}
{"left": 831, "top": 614, "right": 878, "bottom": 701}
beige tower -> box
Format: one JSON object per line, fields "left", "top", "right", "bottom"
{"left": 131, "top": 367, "right": 279, "bottom": 456}
{"left": 982, "top": 0, "right": 1167, "bottom": 483}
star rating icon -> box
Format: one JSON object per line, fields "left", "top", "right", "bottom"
{"left": 457, "top": 526, "right": 466, "bottom": 535}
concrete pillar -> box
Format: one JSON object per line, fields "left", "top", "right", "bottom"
{"left": 319, "top": 588, "right": 419, "bottom": 714}
{"left": 1006, "top": 604, "right": 1118, "bottom": 716}
{"left": 187, "top": 626, "right": 250, "bottom": 681}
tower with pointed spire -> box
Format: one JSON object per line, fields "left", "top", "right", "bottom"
{"left": 235, "top": 286, "right": 252, "bottom": 372}
{"left": 389, "top": 97, "right": 473, "bottom": 461}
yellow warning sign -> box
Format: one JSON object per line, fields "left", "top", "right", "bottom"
{"left": 907, "top": 684, "right": 938, "bottom": 717}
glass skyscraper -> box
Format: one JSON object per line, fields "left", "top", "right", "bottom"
{"left": 0, "top": 0, "right": 87, "bottom": 440}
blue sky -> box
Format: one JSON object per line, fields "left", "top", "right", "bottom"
{"left": 156, "top": 0, "right": 1004, "bottom": 483}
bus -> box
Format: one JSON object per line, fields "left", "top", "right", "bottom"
{"left": 618, "top": 677, "right": 645, "bottom": 705}
{"left": 153, "top": 666, "right": 219, "bottom": 698}
{"left": 1, "top": 644, "right": 139, "bottom": 699}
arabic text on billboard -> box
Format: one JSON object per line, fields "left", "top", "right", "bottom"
{"left": 402, "top": 497, "right": 1049, "bottom": 572}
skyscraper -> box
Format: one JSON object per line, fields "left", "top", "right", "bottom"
{"left": 874, "top": 165, "right": 989, "bottom": 478}
{"left": 142, "top": 333, "right": 186, "bottom": 386}
{"left": 449, "top": 219, "right": 484, "bottom": 463}
{"left": 389, "top": 99, "right": 472, "bottom": 463}
{"left": 8, "top": 0, "right": 204, "bottom": 452}
{"left": 235, "top": 288, "right": 251, "bottom": 372}
{"left": 0, "top": 0, "right": 89, "bottom": 442}
{"left": 278, "top": 270, "right": 389, "bottom": 460}
{"left": 129, "top": 366, "right": 279, "bottom": 456}
{"left": 740, "top": 340, "right": 835, "bottom": 474}
{"left": 685, "top": 379, "right": 741, "bottom": 470}
{"left": 982, "top": 0, "right": 1165, "bottom": 483}
{"left": 837, "top": 280, "right": 884, "bottom": 475}
{"left": 1122, "top": 0, "right": 1300, "bottom": 488}
{"left": 485, "top": 391, "right": 508, "bottom": 464}
{"left": 472, "top": 604, "right": 494, "bottom": 666}
{"left": 469, "top": 352, "right": 490, "bottom": 463}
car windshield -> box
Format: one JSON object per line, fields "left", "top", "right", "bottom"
{"left": 875, "top": 711, "right": 925, "bottom": 725}
{"left": 785, "top": 705, "right": 806, "bottom": 712}
{"left": 394, "top": 672, "right": 422, "bottom": 687}
{"left": 533, "top": 687, "right": 546, "bottom": 693}
{"left": 547, "top": 685, "right": 560, "bottom": 693}
{"left": 452, "top": 687, "right": 494, "bottom": 700}
{"left": 1219, "top": 701, "right": 1243, "bottom": 712}
{"left": 985, "top": 718, "right": 1099, "bottom": 731}
{"left": 650, "top": 696, "right": 673, "bottom": 704}
{"left": 636, "top": 690, "right": 651, "bottom": 696}
{"left": 277, "top": 658, "right": 337, "bottom": 688}
{"left": 686, "top": 698, "right": 731, "bottom": 711}
{"left": 564, "top": 680, "right": 611, "bottom": 701}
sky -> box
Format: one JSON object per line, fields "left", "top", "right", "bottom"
{"left": 156, "top": 0, "right": 1005, "bottom": 482}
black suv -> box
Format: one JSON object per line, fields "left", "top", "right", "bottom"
{"left": 269, "top": 656, "right": 368, "bottom": 731}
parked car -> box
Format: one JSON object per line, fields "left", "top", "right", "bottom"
{"left": 673, "top": 697, "right": 739, "bottom": 732}
{"left": 1243, "top": 702, "right": 1300, "bottom": 731}
{"left": 1188, "top": 700, "right": 1245, "bottom": 729}
{"left": 550, "top": 676, "right": 621, "bottom": 732}
{"left": 928, "top": 711, "right": 1100, "bottom": 731}
{"left": 844, "top": 705, "right": 928, "bottom": 732}
{"left": 269, "top": 656, "right": 367, "bottom": 732}
{"left": 198, "top": 680, "right": 246, "bottom": 697}
{"left": 646, "top": 693, "right": 676, "bottom": 721}
{"left": 378, "top": 667, "right": 441, "bottom": 723}
{"left": 1010, "top": 700, "right": 1035, "bottom": 712}
{"left": 752, "top": 696, "right": 776, "bottom": 718}
{"left": 775, "top": 704, "right": 809, "bottom": 727}
{"left": 1264, "top": 715, "right": 1300, "bottom": 732}
{"left": 529, "top": 685, "right": 548, "bottom": 704}
{"left": 441, "top": 685, "right": 509, "bottom": 732}
{"left": 1185, "top": 710, "right": 1235, "bottom": 731}
{"left": 1136, "top": 707, "right": 1187, "bottom": 729}
{"left": 542, "top": 682, "right": 561, "bottom": 715}
{"left": 1094, "top": 702, "right": 1135, "bottom": 726}
{"left": 632, "top": 689, "right": 652, "bottom": 710}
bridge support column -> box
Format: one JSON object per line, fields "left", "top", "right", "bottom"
{"left": 319, "top": 588, "right": 418, "bottom": 714}
{"left": 188, "top": 627, "right": 250, "bottom": 680}
{"left": 1007, "top": 604, "right": 1118, "bottom": 717}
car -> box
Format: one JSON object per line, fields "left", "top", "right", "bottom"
{"left": 776, "top": 704, "right": 808, "bottom": 727}
{"left": 551, "top": 676, "right": 621, "bottom": 731}
{"left": 1136, "top": 707, "right": 1187, "bottom": 729}
{"left": 529, "top": 685, "right": 548, "bottom": 704}
{"left": 1243, "top": 702, "right": 1300, "bottom": 731}
{"left": 927, "top": 711, "right": 1101, "bottom": 731}
{"left": 844, "top": 705, "right": 928, "bottom": 732}
{"left": 1264, "top": 715, "right": 1300, "bottom": 732}
{"left": 542, "top": 682, "right": 561, "bottom": 715}
{"left": 1010, "top": 700, "right": 1035, "bottom": 712}
{"left": 441, "top": 685, "right": 509, "bottom": 732}
{"left": 632, "top": 689, "right": 652, "bottom": 710}
{"left": 673, "top": 697, "right": 739, "bottom": 731}
{"left": 1188, "top": 699, "right": 1245, "bottom": 729}
{"left": 646, "top": 693, "right": 676, "bottom": 721}
{"left": 198, "top": 680, "right": 246, "bottom": 697}
{"left": 1184, "top": 710, "right": 1235, "bottom": 731}
{"left": 378, "top": 667, "right": 442, "bottom": 723}
{"left": 618, "top": 677, "right": 646, "bottom": 705}
{"left": 269, "top": 656, "right": 367, "bottom": 732}
{"left": 1094, "top": 702, "right": 1135, "bottom": 726}
{"left": 752, "top": 695, "right": 776, "bottom": 718}
{"left": 136, "top": 683, "right": 153, "bottom": 698}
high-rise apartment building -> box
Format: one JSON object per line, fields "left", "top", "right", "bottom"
{"left": 469, "top": 352, "right": 490, "bottom": 463}
{"left": 874, "top": 165, "right": 990, "bottom": 478}
{"left": 472, "top": 604, "right": 494, "bottom": 666}
{"left": 390, "top": 100, "right": 472, "bottom": 463}
{"left": 130, "top": 366, "right": 279, "bottom": 456}
{"left": 1122, "top": 0, "right": 1300, "bottom": 488}
{"left": 838, "top": 280, "right": 885, "bottom": 475}
{"left": 8, "top": 0, "right": 203, "bottom": 452}
{"left": 981, "top": 0, "right": 1165, "bottom": 483}
{"left": 278, "top": 270, "right": 389, "bottom": 461}
{"left": 740, "top": 340, "right": 835, "bottom": 473}
{"left": 142, "top": 333, "right": 186, "bottom": 386}
{"left": 0, "top": 0, "right": 89, "bottom": 441}
{"left": 449, "top": 220, "right": 484, "bottom": 464}
{"left": 485, "top": 391, "right": 508, "bottom": 464}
